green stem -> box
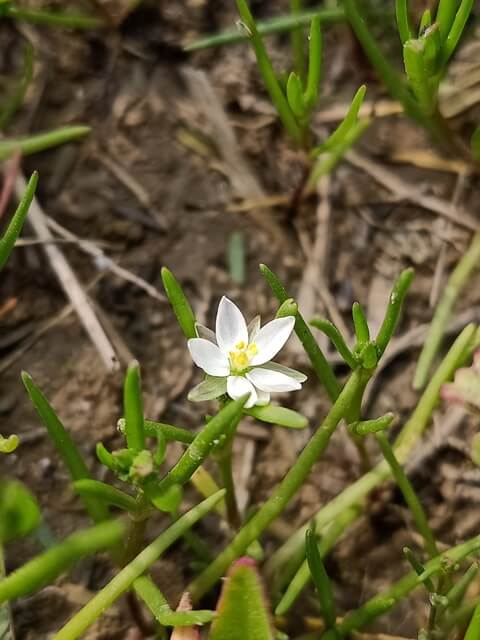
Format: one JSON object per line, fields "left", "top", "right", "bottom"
{"left": 376, "top": 432, "right": 438, "bottom": 559}
{"left": 215, "top": 433, "right": 241, "bottom": 529}
{"left": 414, "top": 231, "right": 480, "bottom": 389}
{"left": 152, "top": 397, "right": 246, "bottom": 495}
{"left": 265, "top": 324, "right": 477, "bottom": 592}
{"left": 53, "top": 491, "right": 225, "bottom": 640}
{"left": 188, "top": 367, "right": 373, "bottom": 601}
{"left": 0, "top": 521, "right": 125, "bottom": 604}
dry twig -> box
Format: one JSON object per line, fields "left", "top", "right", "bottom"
{"left": 15, "top": 174, "right": 119, "bottom": 372}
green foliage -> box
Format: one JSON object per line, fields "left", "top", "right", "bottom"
{"left": 0, "top": 480, "right": 40, "bottom": 544}
{"left": 22, "top": 372, "right": 109, "bottom": 523}
{"left": 161, "top": 266, "right": 197, "bottom": 339}
{"left": 0, "top": 520, "right": 125, "bottom": 603}
{"left": 0, "top": 172, "right": 37, "bottom": 273}
{"left": 0, "top": 434, "right": 19, "bottom": 454}
{"left": 305, "top": 527, "right": 337, "bottom": 635}
{"left": 209, "top": 558, "right": 273, "bottom": 640}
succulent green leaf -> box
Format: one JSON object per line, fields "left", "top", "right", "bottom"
{"left": 22, "top": 372, "right": 109, "bottom": 523}
{"left": 310, "top": 317, "right": 356, "bottom": 370}
{"left": 348, "top": 413, "right": 395, "bottom": 436}
{"left": 440, "top": 0, "right": 474, "bottom": 66}
{"left": 235, "top": 0, "right": 302, "bottom": 145}
{"left": 395, "top": 0, "right": 412, "bottom": 44}
{"left": 0, "top": 434, "right": 19, "bottom": 454}
{"left": 305, "top": 527, "right": 337, "bottom": 632}
{"left": 161, "top": 266, "right": 197, "bottom": 339}
{"left": 303, "top": 17, "right": 322, "bottom": 111}
{"left": 0, "top": 480, "right": 41, "bottom": 544}
{"left": 123, "top": 360, "right": 145, "bottom": 451}
{"left": 245, "top": 404, "right": 308, "bottom": 429}
{"left": 208, "top": 558, "right": 273, "bottom": 640}
{"left": 73, "top": 480, "right": 140, "bottom": 513}
{"left": 312, "top": 85, "right": 366, "bottom": 155}
{"left": 286, "top": 72, "right": 306, "bottom": 119}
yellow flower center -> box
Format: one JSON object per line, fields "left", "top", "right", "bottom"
{"left": 229, "top": 341, "right": 258, "bottom": 373}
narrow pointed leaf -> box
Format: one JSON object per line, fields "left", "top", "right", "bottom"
{"left": 0, "top": 126, "right": 90, "bottom": 162}
{"left": 161, "top": 267, "right": 197, "bottom": 339}
{"left": 73, "top": 480, "right": 140, "bottom": 513}
{"left": 303, "top": 16, "right": 322, "bottom": 110}
{"left": 245, "top": 404, "right": 308, "bottom": 429}
{"left": 22, "top": 372, "right": 109, "bottom": 523}
{"left": 134, "top": 576, "right": 214, "bottom": 626}
{"left": 123, "top": 360, "right": 145, "bottom": 451}
{"left": 313, "top": 85, "right": 366, "bottom": 155}
{"left": 0, "top": 171, "right": 37, "bottom": 272}
{"left": 395, "top": 0, "right": 412, "bottom": 44}
{"left": 286, "top": 72, "right": 305, "bottom": 119}
{"left": 235, "top": 0, "right": 302, "bottom": 145}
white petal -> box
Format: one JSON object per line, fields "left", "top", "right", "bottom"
{"left": 188, "top": 376, "right": 227, "bottom": 402}
{"left": 257, "top": 362, "right": 307, "bottom": 383}
{"left": 246, "top": 367, "right": 302, "bottom": 392}
{"left": 188, "top": 339, "right": 229, "bottom": 376}
{"left": 254, "top": 388, "right": 270, "bottom": 406}
{"left": 215, "top": 297, "right": 248, "bottom": 354}
{"left": 227, "top": 375, "right": 257, "bottom": 408}
{"left": 247, "top": 315, "right": 261, "bottom": 342}
{"left": 250, "top": 316, "right": 295, "bottom": 365}
{"left": 195, "top": 322, "right": 217, "bottom": 344}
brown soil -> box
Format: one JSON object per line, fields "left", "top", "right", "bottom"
{"left": 2, "top": 1, "right": 480, "bottom": 638}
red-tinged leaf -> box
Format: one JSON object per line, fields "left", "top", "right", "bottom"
{"left": 208, "top": 558, "right": 274, "bottom": 640}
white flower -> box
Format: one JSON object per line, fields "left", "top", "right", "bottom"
{"left": 187, "top": 297, "right": 306, "bottom": 408}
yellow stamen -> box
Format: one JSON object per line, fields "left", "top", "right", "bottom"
{"left": 247, "top": 342, "right": 258, "bottom": 356}
{"left": 235, "top": 340, "right": 246, "bottom": 350}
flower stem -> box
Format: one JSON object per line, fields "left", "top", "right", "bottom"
{"left": 214, "top": 433, "right": 241, "bottom": 529}
{"left": 188, "top": 367, "right": 372, "bottom": 601}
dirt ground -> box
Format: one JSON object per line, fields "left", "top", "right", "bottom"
{"left": 2, "top": 1, "right": 480, "bottom": 638}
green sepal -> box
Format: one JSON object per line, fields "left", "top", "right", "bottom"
{"left": 0, "top": 480, "right": 41, "bottom": 544}
{"left": 208, "top": 558, "right": 273, "bottom": 640}
{"left": 188, "top": 376, "right": 227, "bottom": 402}
{"left": 245, "top": 404, "right": 308, "bottom": 429}
{"left": 0, "top": 434, "right": 19, "bottom": 454}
